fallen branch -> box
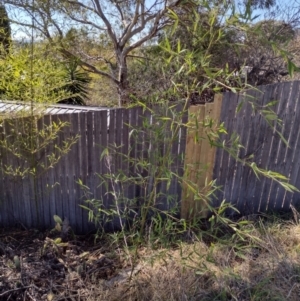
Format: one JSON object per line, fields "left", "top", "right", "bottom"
{"left": 0, "top": 285, "right": 32, "bottom": 297}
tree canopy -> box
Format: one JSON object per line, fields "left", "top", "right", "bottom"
{"left": 6, "top": 0, "right": 191, "bottom": 106}
{"left": 0, "top": 4, "right": 11, "bottom": 55}
{"left": 4, "top": 0, "right": 300, "bottom": 106}
{"left": 0, "top": 43, "right": 90, "bottom": 105}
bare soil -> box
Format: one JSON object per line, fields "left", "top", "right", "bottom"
{"left": 0, "top": 228, "right": 121, "bottom": 301}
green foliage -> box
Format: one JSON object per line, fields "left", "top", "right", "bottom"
{"left": 0, "top": 114, "right": 79, "bottom": 225}
{"left": 80, "top": 99, "right": 297, "bottom": 248}
{"left": 129, "top": 1, "right": 298, "bottom": 102}
{"left": 0, "top": 44, "right": 90, "bottom": 105}
{"left": 0, "top": 44, "right": 80, "bottom": 227}
{"left": 0, "top": 116, "right": 78, "bottom": 179}
{"left": 0, "top": 4, "right": 11, "bottom": 56}
{"left": 77, "top": 3, "right": 299, "bottom": 281}
{"left": 56, "top": 60, "right": 91, "bottom": 105}
{"left": 80, "top": 101, "right": 189, "bottom": 244}
{"left": 0, "top": 45, "right": 68, "bottom": 103}
{"left": 129, "top": 2, "right": 249, "bottom": 103}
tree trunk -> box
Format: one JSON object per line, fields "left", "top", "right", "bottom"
{"left": 117, "top": 53, "right": 130, "bottom": 107}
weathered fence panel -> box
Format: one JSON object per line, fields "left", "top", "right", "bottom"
{"left": 214, "top": 81, "right": 300, "bottom": 214}
{"left": 0, "top": 105, "right": 188, "bottom": 232}
{"left": 3, "top": 80, "right": 300, "bottom": 232}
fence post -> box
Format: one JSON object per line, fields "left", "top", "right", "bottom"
{"left": 181, "top": 94, "right": 223, "bottom": 220}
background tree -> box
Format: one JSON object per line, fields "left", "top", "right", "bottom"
{"left": 6, "top": 0, "right": 300, "bottom": 106}
{"left": 6, "top": 0, "right": 190, "bottom": 107}
{"left": 231, "top": 20, "right": 295, "bottom": 86}
{"left": 0, "top": 43, "right": 90, "bottom": 105}
{"left": 128, "top": 1, "right": 300, "bottom": 103}
{"left": 0, "top": 3, "right": 11, "bottom": 55}
{"left": 128, "top": 3, "right": 246, "bottom": 103}
{"left": 241, "top": 0, "right": 276, "bottom": 9}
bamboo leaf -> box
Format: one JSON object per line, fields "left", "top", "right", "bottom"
{"left": 53, "top": 215, "right": 62, "bottom": 225}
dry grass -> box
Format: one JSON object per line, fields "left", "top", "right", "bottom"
{"left": 1, "top": 215, "right": 300, "bottom": 300}
{"left": 90, "top": 216, "right": 300, "bottom": 301}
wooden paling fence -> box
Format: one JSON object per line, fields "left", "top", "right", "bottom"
{"left": 213, "top": 81, "right": 300, "bottom": 214}
{"left": 0, "top": 104, "right": 188, "bottom": 233}
{"left": 2, "top": 80, "right": 300, "bottom": 232}
{"left": 181, "top": 81, "right": 300, "bottom": 218}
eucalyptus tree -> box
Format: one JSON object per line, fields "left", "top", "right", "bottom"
{"left": 6, "top": 0, "right": 188, "bottom": 106}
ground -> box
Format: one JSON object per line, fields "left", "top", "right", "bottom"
{"left": 1, "top": 214, "right": 300, "bottom": 301}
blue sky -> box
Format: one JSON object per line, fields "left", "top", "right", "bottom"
{"left": 7, "top": 0, "right": 297, "bottom": 40}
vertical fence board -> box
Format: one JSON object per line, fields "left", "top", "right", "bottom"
{"left": 161, "top": 108, "right": 169, "bottom": 211}
{"left": 233, "top": 89, "right": 261, "bottom": 213}
{"left": 70, "top": 113, "right": 82, "bottom": 233}
{"left": 268, "top": 82, "right": 294, "bottom": 210}
{"left": 286, "top": 83, "right": 300, "bottom": 208}
{"left": 181, "top": 106, "right": 199, "bottom": 219}
{"left": 64, "top": 113, "right": 77, "bottom": 229}
{"left": 178, "top": 105, "right": 189, "bottom": 212}
{"left": 3, "top": 120, "right": 16, "bottom": 226}
{"left": 272, "top": 81, "right": 299, "bottom": 210}
{"left": 259, "top": 82, "right": 286, "bottom": 211}
{"left": 121, "top": 109, "right": 130, "bottom": 209}
{"left": 0, "top": 122, "right": 7, "bottom": 226}
{"left": 169, "top": 103, "right": 184, "bottom": 213}
{"left": 241, "top": 85, "right": 269, "bottom": 213}
{"left": 79, "top": 113, "right": 89, "bottom": 233}
{"left": 35, "top": 116, "right": 46, "bottom": 228}
{"left": 40, "top": 115, "right": 52, "bottom": 229}
{"left": 156, "top": 105, "right": 171, "bottom": 211}
{"left": 86, "top": 111, "right": 95, "bottom": 231}
{"left": 201, "top": 102, "right": 221, "bottom": 187}
{"left": 13, "top": 118, "right": 25, "bottom": 226}
{"left": 206, "top": 95, "right": 223, "bottom": 183}
{"left": 99, "top": 110, "right": 108, "bottom": 228}
{"left": 222, "top": 92, "right": 244, "bottom": 212}
{"left": 47, "top": 115, "right": 59, "bottom": 229}
{"left": 135, "top": 107, "right": 144, "bottom": 212}
{"left": 128, "top": 108, "right": 139, "bottom": 215}
{"left": 195, "top": 106, "right": 207, "bottom": 188}
{"left": 213, "top": 93, "right": 231, "bottom": 184}
{"left": 50, "top": 115, "right": 63, "bottom": 227}
{"left": 10, "top": 119, "right": 33, "bottom": 227}
{"left": 115, "top": 109, "right": 123, "bottom": 179}
{"left": 249, "top": 84, "right": 279, "bottom": 212}
{"left": 193, "top": 106, "right": 206, "bottom": 215}
{"left": 182, "top": 98, "right": 223, "bottom": 218}
{"left": 215, "top": 93, "right": 239, "bottom": 207}
{"left": 107, "top": 109, "right": 117, "bottom": 230}
{"left": 93, "top": 110, "right": 103, "bottom": 202}
{"left": 57, "top": 114, "right": 71, "bottom": 223}
{"left": 142, "top": 107, "right": 152, "bottom": 203}
{"left": 114, "top": 109, "right": 124, "bottom": 226}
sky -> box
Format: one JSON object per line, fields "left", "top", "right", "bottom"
{"left": 6, "top": 0, "right": 298, "bottom": 41}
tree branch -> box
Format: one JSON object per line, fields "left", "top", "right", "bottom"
{"left": 92, "top": 0, "right": 118, "bottom": 48}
